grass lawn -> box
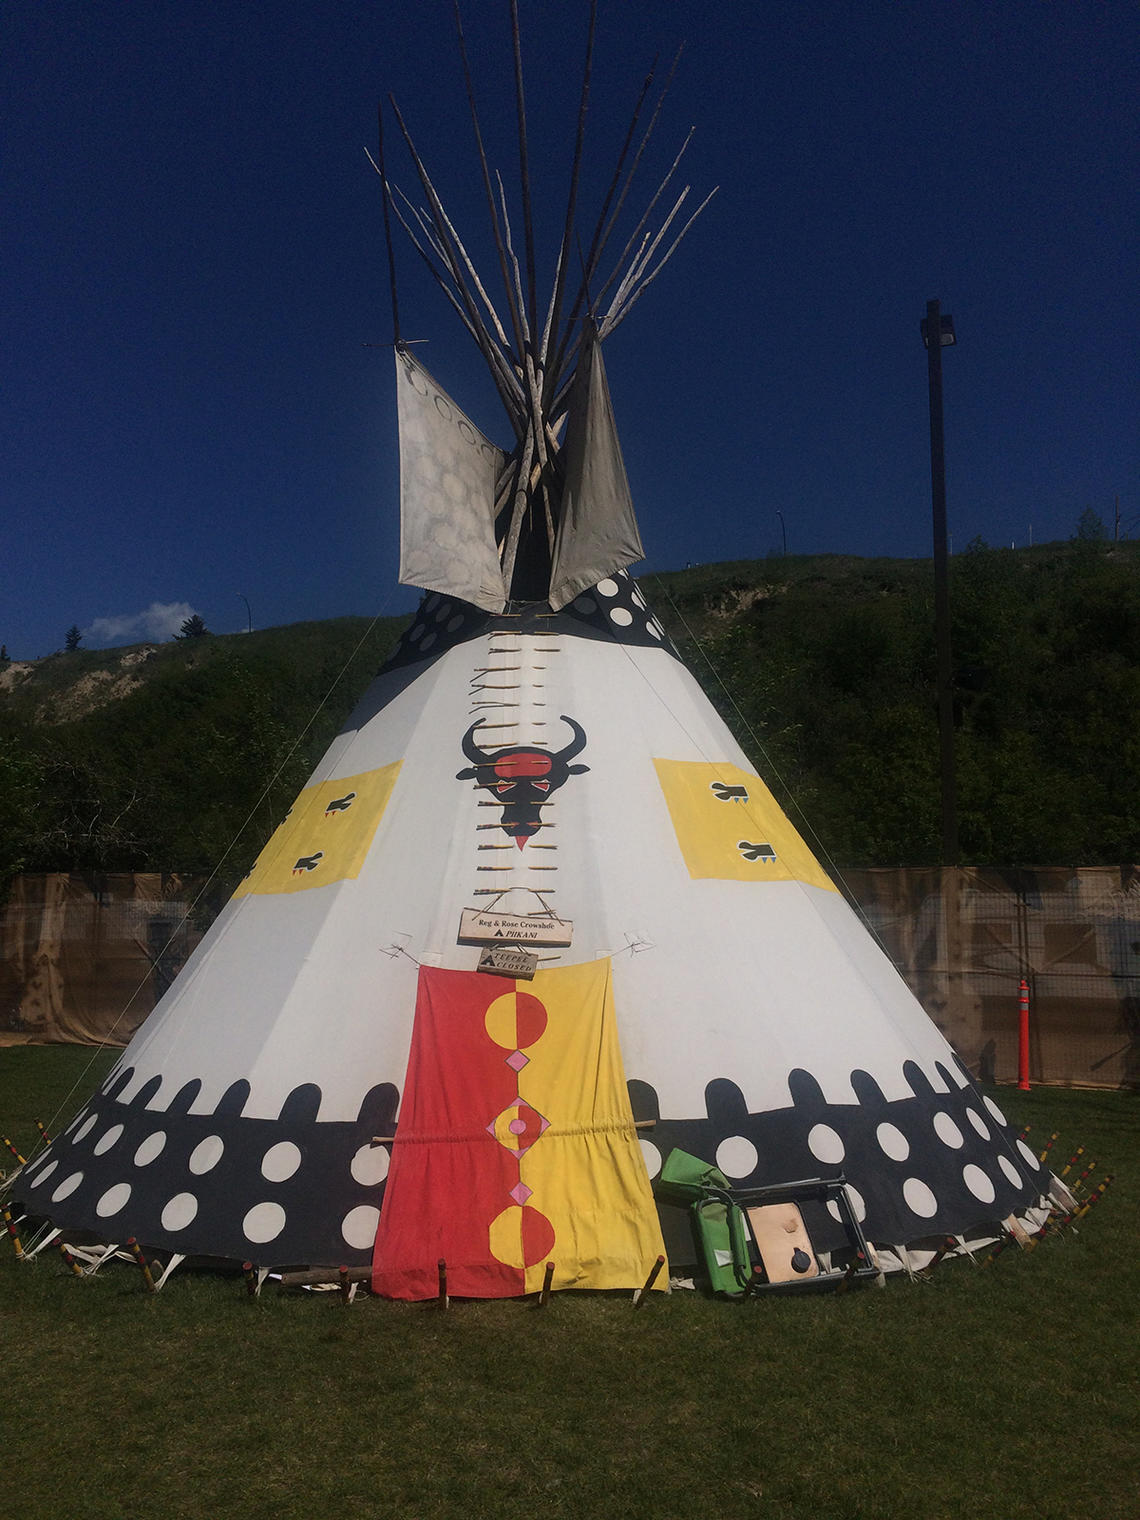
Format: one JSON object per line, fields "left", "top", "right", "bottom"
{"left": 2, "top": 1046, "right": 1137, "bottom": 1520}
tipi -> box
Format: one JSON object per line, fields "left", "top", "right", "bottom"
{"left": 11, "top": 14, "right": 1056, "bottom": 1296}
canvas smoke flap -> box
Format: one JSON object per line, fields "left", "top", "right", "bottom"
{"left": 10, "top": 5, "right": 1061, "bottom": 1295}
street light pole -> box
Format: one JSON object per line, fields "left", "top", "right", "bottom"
{"left": 921, "top": 298, "right": 958, "bottom": 866}
{"left": 776, "top": 511, "right": 787, "bottom": 557}
{"left": 237, "top": 593, "right": 253, "bottom": 634}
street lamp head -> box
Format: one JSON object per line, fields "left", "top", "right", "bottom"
{"left": 921, "top": 311, "right": 956, "bottom": 349}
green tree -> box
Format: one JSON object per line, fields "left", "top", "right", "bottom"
{"left": 64, "top": 625, "right": 82, "bottom": 651}
{"left": 177, "top": 614, "right": 210, "bottom": 639}
{"left": 1075, "top": 507, "right": 1107, "bottom": 542}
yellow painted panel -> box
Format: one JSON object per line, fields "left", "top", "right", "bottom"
{"left": 515, "top": 961, "right": 667, "bottom": 1293}
{"left": 233, "top": 763, "right": 401, "bottom": 897}
{"left": 653, "top": 758, "right": 835, "bottom": 891}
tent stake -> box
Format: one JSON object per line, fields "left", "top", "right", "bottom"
{"left": 437, "top": 1258, "right": 449, "bottom": 1310}
{"left": 539, "top": 1260, "right": 554, "bottom": 1306}
{"left": 1038, "top": 1131, "right": 1060, "bottom": 1164}
{"left": 836, "top": 1249, "right": 866, "bottom": 1294}
{"left": 126, "top": 1237, "right": 156, "bottom": 1293}
{"left": 34, "top": 1118, "right": 52, "bottom": 1145}
{"left": 2, "top": 1135, "right": 27, "bottom": 1166}
{"left": 632, "top": 1253, "right": 665, "bottom": 1307}
{"left": 58, "top": 1240, "right": 85, "bottom": 1278}
{"left": 339, "top": 1265, "right": 352, "bottom": 1304}
{"left": 2, "top": 1204, "right": 25, "bottom": 1260}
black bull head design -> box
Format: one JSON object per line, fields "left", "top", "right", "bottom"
{"left": 457, "top": 716, "right": 589, "bottom": 846}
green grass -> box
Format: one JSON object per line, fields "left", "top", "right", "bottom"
{"left": 2, "top": 1048, "right": 1137, "bottom": 1520}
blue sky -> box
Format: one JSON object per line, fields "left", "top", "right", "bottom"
{"left": 4, "top": 0, "right": 1137, "bottom": 659}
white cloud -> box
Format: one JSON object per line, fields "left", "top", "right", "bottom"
{"left": 84, "top": 601, "right": 199, "bottom": 646}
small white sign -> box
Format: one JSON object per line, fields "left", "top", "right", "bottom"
{"left": 477, "top": 945, "right": 539, "bottom": 980}
{"left": 458, "top": 908, "right": 574, "bottom": 947}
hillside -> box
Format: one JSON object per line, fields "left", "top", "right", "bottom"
{"left": 2, "top": 540, "right": 1138, "bottom": 898}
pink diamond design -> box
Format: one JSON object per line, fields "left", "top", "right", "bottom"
{"left": 505, "top": 1049, "right": 529, "bottom": 1072}
{"left": 510, "top": 1182, "right": 533, "bottom": 1206}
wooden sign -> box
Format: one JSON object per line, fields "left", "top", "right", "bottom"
{"left": 458, "top": 908, "right": 573, "bottom": 947}
{"left": 477, "top": 945, "right": 538, "bottom": 980}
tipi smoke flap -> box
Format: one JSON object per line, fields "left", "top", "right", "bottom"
{"left": 9, "top": 9, "right": 1060, "bottom": 1295}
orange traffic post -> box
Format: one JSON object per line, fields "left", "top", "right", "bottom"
{"left": 633, "top": 1254, "right": 666, "bottom": 1308}
{"left": 126, "top": 1236, "right": 156, "bottom": 1293}
{"left": 437, "top": 1258, "right": 448, "bottom": 1310}
{"left": 1017, "top": 979, "right": 1030, "bottom": 1090}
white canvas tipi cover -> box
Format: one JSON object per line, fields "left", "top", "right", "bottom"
{"left": 10, "top": 25, "right": 1056, "bottom": 1293}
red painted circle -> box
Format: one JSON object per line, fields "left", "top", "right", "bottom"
{"left": 513, "top": 993, "right": 548, "bottom": 1048}
{"left": 519, "top": 1206, "right": 556, "bottom": 1267}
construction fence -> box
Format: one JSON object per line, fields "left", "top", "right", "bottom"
{"left": 2, "top": 868, "right": 1138, "bottom": 1089}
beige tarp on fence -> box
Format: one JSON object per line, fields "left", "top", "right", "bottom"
{"left": 2, "top": 869, "right": 1138, "bottom": 1087}
{"left": 0, "top": 874, "right": 201, "bottom": 1046}
{"left": 842, "top": 866, "right": 1140, "bottom": 1090}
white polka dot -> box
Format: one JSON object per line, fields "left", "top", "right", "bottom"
{"left": 807, "top": 1124, "right": 845, "bottom": 1165}
{"left": 1016, "top": 1139, "right": 1039, "bottom": 1169}
{"left": 260, "top": 1142, "right": 302, "bottom": 1183}
{"left": 876, "top": 1122, "right": 909, "bottom": 1161}
{"left": 161, "top": 1192, "right": 199, "bottom": 1231}
{"left": 639, "top": 1138, "right": 662, "bottom": 1179}
{"left": 572, "top": 596, "right": 596, "bottom": 615}
{"left": 845, "top": 1184, "right": 867, "bottom": 1222}
{"left": 983, "top": 1097, "right": 1008, "bottom": 1127}
{"left": 963, "top": 1164, "right": 996, "bottom": 1204}
{"left": 134, "top": 1131, "right": 166, "bottom": 1167}
{"left": 998, "top": 1156, "right": 1022, "bottom": 1187}
{"left": 51, "top": 1171, "right": 84, "bottom": 1203}
{"left": 596, "top": 579, "right": 619, "bottom": 597}
{"left": 903, "top": 1177, "right": 938, "bottom": 1218}
{"left": 341, "top": 1205, "right": 380, "bottom": 1251}
{"left": 30, "top": 1160, "right": 58, "bottom": 1189}
{"left": 716, "top": 1135, "right": 759, "bottom": 1178}
{"left": 408, "top": 623, "right": 425, "bottom": 642}
{"left": 446, "top": 615, "right": 463, "bottom": 632}
{"left": 646, "top": 620, "right": 664, "bottom": 640}
{"left": 435, "top": 604, "right": 450, "bottom": 622}
{"left": 825, "top": 1184, "right": 867, "bottom": 1224}
{"left": 93, "top": 1123, "right": 124, "bottom": 1156}
{"left": 349, "top": 1144, "right": 390, "bottom": 1186}
{"left": 96, "top": 1182, "right": 132, "bottom": 1218}
{"left": 424, "top": 594, "right": 440, "bottom": 612}
{"left": 932, "top": 1112, "right": 964, "bottom": 1149}
{"left": 629, "top": 587, "right": 646, "bottom": 608}
{"left": 243, "top": 1202, "right": 287, "bottom": 1244}
{"left": 189, "top": 1135, "right": 225, "bottom": 1175}
{"left": 609, "top": 606, "right": 633, "bottom": 627}
{"left": 74, "top": 1113, "right": 99, "bottom": 1144}
{"left": 420, "top": 631, "right": 436, "bottom": 650}
{"left": 965, "top": 1109, "right": 990, "bottom": 1139}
